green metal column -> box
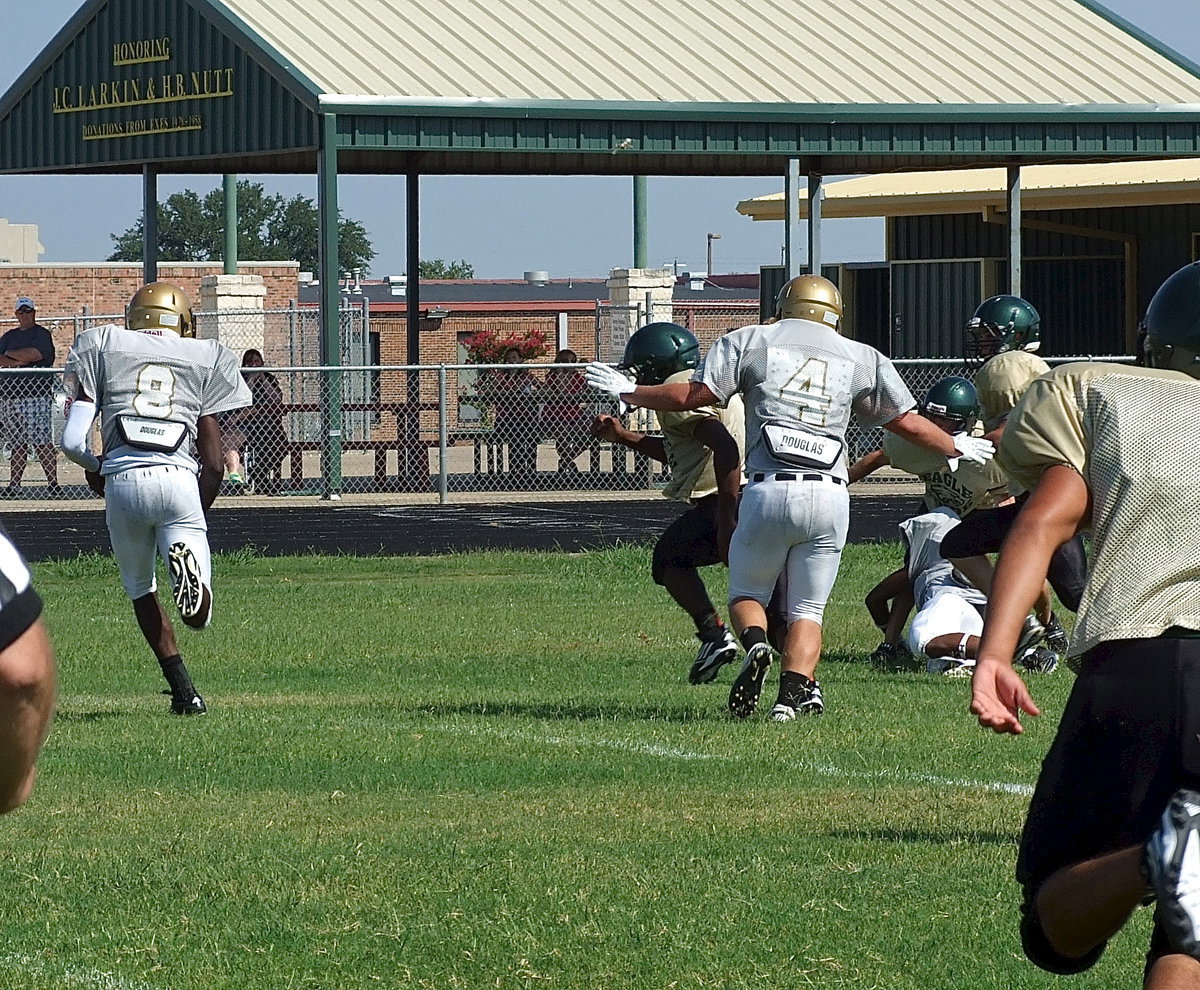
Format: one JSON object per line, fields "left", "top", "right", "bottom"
{"left": 633, "top": 176, "right": 648, "bottom": 268}
{"left": 142, "top": 165, "right": 158, "bottom": 285}
{"left": 318, "top": 113, "right": 343, "bottom": 497}
{"left": 223, "top": 174, "right": 238, "bottom": 275}
{"left": 405, "top": 167, "right": 421, "bottom": 479}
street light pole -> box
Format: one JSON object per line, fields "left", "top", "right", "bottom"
{"left": 706, "top": 232, "right": 721, "bottom": 276}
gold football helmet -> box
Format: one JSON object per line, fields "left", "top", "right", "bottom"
{"left": 774, "top": 275, "right": 843, "bottom": 328}
{"left": 126, "top": 281, "right": 195, "bottom": 338}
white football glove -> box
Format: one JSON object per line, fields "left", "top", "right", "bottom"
{"left": 585, "top": 362, "right": 636, "bottom": 399}
{"left": 948, "top": 432, "right": 995, "bottom": 471}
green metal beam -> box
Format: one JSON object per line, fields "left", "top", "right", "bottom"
{"left": 318, "top": 112, "right": 343, "bottom": 498}
{"left": 632, "top": 176, "right": 647, "bottom": 268}
{"left": 405, "top": 168, "right": 422, "bottom": 480}
{"left": 223, "top": 173, "right": 237, "bottom": 275}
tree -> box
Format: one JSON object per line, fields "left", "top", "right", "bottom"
{"left": 419, "top": 258, "right": 474, "bottom": 279}
{"left": 109, "top": 181, "right": 376, "bottom": 275}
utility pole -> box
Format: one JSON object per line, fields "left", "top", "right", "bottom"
{"left": 706, "top": 232, "right": 721, "bottom": 276}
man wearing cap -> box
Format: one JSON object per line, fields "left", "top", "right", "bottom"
{"left": 0, "top": 298, "right": 58, "bottom": 494}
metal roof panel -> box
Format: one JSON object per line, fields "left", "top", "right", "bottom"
{"left": 736, "top": 159, "right": 1200, "bottom": 219}
{"left": 213, "top": 0, "right": 1200, "bottom": 107}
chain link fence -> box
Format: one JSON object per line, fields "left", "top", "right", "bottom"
{"left": 0, "top": 353, "right": 1131, "bottom": 502}
{"left": 0, "top": 290, "right": 1132, "bottom": 501}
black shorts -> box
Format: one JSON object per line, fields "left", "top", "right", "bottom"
{"left": 0, "top": 524, "right": 41, "bottom": 652}
{"left": 651, "top": 496, "right": 723, "bottom": 582}
{"left": 939, "top": 496, "right": 1087, "bottom": 612}
{"left": 1016, "top": 636, "right": 1200, "bottom": 974}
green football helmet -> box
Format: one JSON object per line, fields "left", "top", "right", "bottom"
{"left": 619, "top": 322, "right": 700, "bottom": 386}
{"left": 920, "top": 376, "right": 979, "bottom": 432}
{"left": 1142, "top": 262, "right": 1200, "bottom": 377}
{"left": 965, "top": 295, "right": 1041, "bottom": 361}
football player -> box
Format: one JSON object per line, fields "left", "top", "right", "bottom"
{"left": 970, "top": 261, "right": 1200, "bottom": 984}
{"left": 866, "top": 507, "right": 1050, "bottom": 677}
{"left": 587, "top": 275, "right": 993, "bottom": 720}
{"left": 59, "top": 282, "right": 251, "bottom": 715}
{"left": 937, "top": 295, "right": 1085, "bottom": 656}
{"left": 0, "top": 522, "right": 56, "bottom": 812}
{"left": 590, "top": 322, "right": 785, "bottom": 683}
{"left": 850, "top": 376, "right": 1055, "bottom": 671}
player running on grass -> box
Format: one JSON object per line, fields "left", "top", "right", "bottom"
{"left": 592, "top": 321, "right": 785, "bottom": 684}
{"left": 60, "top": 282, "right": 251, "bottom": 716}
{"left": 587, "top": 274, "right": 994, "bottom": 721}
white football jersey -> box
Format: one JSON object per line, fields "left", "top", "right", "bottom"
{"left": 900, "top": 508, "right": 987, "bottom": 609}
{"left": 697, "top": 318, "right": 914, "bottom": 479}
{"left": 64, "top": 324, "right": 252, "bottom": 475}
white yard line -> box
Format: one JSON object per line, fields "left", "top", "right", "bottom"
{"left": 0, "top": 953, "right": 168, "bottom": 990}
{"left": 446, "top": 723, "right": 1034, "bottom": 796}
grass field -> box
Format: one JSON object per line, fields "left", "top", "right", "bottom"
{"left": 0, "top": 543, "right": 1149, "bottom": 989}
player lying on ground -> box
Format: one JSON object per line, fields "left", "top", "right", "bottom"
{"left": 866, "top": 507, "right": 1054, "bottom": 676}
{"left": 849, "top": 375, "right": 1063, "bottom": 668}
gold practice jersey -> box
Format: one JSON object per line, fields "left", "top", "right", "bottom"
{"left": 657, "top": 370, "right": 745, "bottom": 502}
{"left": 974, "top": 349, "right": 1050, "bottom": 430}
{"left": 882, "top": 430, "right": 1010, "bottom": 517}
{"left": 1000, "top": 361, "right": 1200, "bottom": 657}
{"left": 64, "top": 324, "right": 252, "bottom": 475}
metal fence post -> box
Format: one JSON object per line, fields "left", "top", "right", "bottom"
{"left": 438, "top": 365, "right": 449, "bottom": 503}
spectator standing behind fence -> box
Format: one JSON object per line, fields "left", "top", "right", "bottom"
{"left": 221, "top": 349, "right": 287, "bottom": 495}
{"left": 479, "top": 345, "right": 540, "bottom": 485}
{"left": 0, "top": 297, "right": 58, "bottom": 495}
{"left": 541, "top": 349, "right": 588, "bottom": 473}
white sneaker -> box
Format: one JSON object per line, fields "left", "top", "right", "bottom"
{"left": 1144, "top": 788, "right": 1200, "bottom": 957}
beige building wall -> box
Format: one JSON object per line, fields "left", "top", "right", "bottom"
{"left": 0, "top": 220, "right": 43, "bottom": 265}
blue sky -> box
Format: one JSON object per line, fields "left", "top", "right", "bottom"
{"left": 1, "top": 0, "right": 1197, "bottom": 279}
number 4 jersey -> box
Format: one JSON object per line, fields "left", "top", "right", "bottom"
{"left": 64, "top": 324, "right": 253, "bottom": 475}
{"left": 697, "top": 317, "right": 915, "bottom": 480}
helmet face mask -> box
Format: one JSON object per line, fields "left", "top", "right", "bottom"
{"left": 965, "top": 295, "right": 1040, "bottom": 363}
{"left": 619, "top": 322, "right": 700, "bottom": 386}
{"left": 126, "top": 281, "right": 195, "bottom": 338}
{"left": 920, "top": 376, "right": 979, "bottom": 434}
{"left": 1143, "top": 262, "right": 1200, "bottom": 378}
{"left": 774, "top": 275, "right": 843, "bottom": 328}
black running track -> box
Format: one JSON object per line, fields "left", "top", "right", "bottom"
{"left": 2, "top": 495, "right": 918, "bottom": 562}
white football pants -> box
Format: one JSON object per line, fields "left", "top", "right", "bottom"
{"left": 105, "top": 465, "right": 212, "bottom": 603}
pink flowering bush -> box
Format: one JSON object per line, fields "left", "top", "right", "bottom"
{"left": 461, "top": 329, "right": 549, "bottom": 364}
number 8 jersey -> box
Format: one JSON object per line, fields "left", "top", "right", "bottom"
{"left": 63, "top": 324, "right": 253, "bottom": 475}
